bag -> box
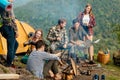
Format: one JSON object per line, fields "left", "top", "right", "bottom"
{"left": 21, "top": 54, "right": 29, "bottom": 64}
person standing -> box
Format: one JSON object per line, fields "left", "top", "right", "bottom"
{"left": 0, "top": 0, "right": 18, "bottom": 67}
{"left": 77, "top": 4, "right": 96, "bottom": 63}
{"left": 77, "top": 3, "right": 96, "bottom": 41}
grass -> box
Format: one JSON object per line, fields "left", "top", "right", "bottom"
{"left": 94, "top": 53, "right": 120, "bottom": 80}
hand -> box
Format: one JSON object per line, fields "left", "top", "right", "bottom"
{"left": 56, "top": 37, "right": 61, "bottom": 41}
{"left": 56, "top": 52, "right": 62, "bottom": 57}
{"left": 63, "top": 44, "right": 67, "bottom": 48}
{"left": 59, "top": 60, "right": 64, "bottom": 66}
{"left": 83, "top": 23, "right": 89, "bottom": 26}
{"left": 76, "top": 40, "right": 82, "bottom": 45}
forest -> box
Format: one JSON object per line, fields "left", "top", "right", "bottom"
{"left": 14, "top": 0, "right": 120, "bottom": 53}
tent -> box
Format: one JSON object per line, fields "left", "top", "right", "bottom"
{"left": 0, "top": 19, "right": 35, "bottom": 55}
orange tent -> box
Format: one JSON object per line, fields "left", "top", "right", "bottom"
{"left": 0, "top": 19, "right": 35, "bottom": 55}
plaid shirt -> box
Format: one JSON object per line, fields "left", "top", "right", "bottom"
{"left": 47, "top": 25, "right": 68, "bottom": 46}
{"left": 77, "top": 12, "right": 96, "bottom": 35}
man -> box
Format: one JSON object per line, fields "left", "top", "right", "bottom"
{"left": 45, "top": 19, "right": 68, "bottom": 79}
{"left": 68, "top": 18, "right": 95, "bottom": 64}
{"left": 26, "top": 40, "right": 62, "bottom": 79}
{"left": 47, "top": 18, "right": 68, "bottom": 51}
{"left": 0, "top": 0, "right": 18, "bottom": 67}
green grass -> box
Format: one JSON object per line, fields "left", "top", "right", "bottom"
{"left": 94, "top": 54, "right": 120, "bottom": 80}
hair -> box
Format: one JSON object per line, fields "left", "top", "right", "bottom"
{"left": 34, "top": 29, "right": 43, "bottom": 40}
{"left": 84, "top": 3, "right": 94, "bottom": 17}
{"left": 72, "top": 18, "right": 79, "bottom": 24}
{"left": 35, "top": 40, "right": 45, "bottom": 49}
{"left": 58, "top": 18, "right": 66, "bottom": 25}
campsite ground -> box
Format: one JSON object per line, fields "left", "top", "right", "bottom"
{"left": 0, "top": 54, "right": 120, "bottom": 80}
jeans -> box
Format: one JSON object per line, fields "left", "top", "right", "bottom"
{"left": 67, "top": 42, "right": 87, "bottom": 63}
{"left": 0, "top": 25, "right": 18, "bottom": 66}
{"left": 43, "top": 60, "right": 58, "bottom": 77}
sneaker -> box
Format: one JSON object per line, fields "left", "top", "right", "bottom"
{"left": 93, "top": 39, "right": 100, "bottom": 44}
{"left": 93, "top": 74, "right": 99, "bottom": 80}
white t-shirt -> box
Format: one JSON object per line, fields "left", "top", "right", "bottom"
{"left": 82, "top": 14, "right": 90, "bottom": 26}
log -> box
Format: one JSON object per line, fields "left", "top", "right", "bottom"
{"left": 0, "top": 74, "right": 19, "bottom": 79}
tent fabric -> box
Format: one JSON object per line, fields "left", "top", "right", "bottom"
{"left": 0, "top": 19, "right": 35, "bottom": 55}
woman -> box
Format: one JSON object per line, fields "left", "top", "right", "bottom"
{"left": 21, "top": 29, "right": 44, "bottom": 64}
{"left": 77, "top": 3, "right": 96, "bottom": 41}
{"left": 77, "top": 4, "right": 96, "bottom": 64}
{"left": 24, "top": 29, "right": 43, "bottom": 51}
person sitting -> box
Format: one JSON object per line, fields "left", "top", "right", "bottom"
{"left": 22, "top": 29, "right": 48, "bottom": 64}
{"left": 44, "top": 19, "right": 68, "bottom": 79}
{"left": 26, "top": 40, "right": 63, "bottom": 79}
{"left": 68, "top": 19, "right": 96, "bottom": 64}
{"left": 24, "top": 29, "right": 44, "bottom": 52}
{"left": 47, "top": 18, "right": 68, "bottom": 52}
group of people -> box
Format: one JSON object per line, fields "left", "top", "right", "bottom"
{"left": 26, "top": 3, "right": 96, "bottom": 79}
{"left": 0, "top": 1, "right": 97, "bottom": 79}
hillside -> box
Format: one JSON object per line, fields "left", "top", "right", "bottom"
{"left": 14, "top": 0, "right": 120, "bottom": 52}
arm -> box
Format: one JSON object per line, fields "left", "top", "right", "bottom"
{"left": 42, "top": 52, "right": 61, "bottom": 60}
{"left": 88, "top": 15, "right": 96, "bottom": 28}
{"left": 69, "top": 28, "right": 76, "bottom": 44}
{"left": 47, "top": 27, "right": 57, "bottom": 41}
{"left": 77, "top": 12, "right": 84, "bottom": 26}
{"left": 23, "top": 38, "right": 34, "bottom": 47}
{"left": 44, "top": 52, "right": 63, "bottom": 65}
{"left": 63, "top": 29, "right": 68, "bottom": 48}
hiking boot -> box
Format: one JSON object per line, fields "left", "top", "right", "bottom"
{"left": 88, "top": 60, "right": 96, "bottom": 64}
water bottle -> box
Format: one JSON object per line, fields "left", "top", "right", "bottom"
{"left": 101, "top": 74, "right": 105, "bottom": 80}
{"left": 93, "top": 74, "right": 99, "bottom": 80}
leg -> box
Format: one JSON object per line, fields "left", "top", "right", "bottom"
{"left": 1, "top": 25, "right": 17, "bottom": 66}
{"left": 51, "top": 60, "right": 59, "bottom": 78}
{"left": 67, "top": 43, "right": 75, "bottom": 59}
{"left": 43, "top": 60, "right": 54, "bottom": 77}
{"left": 88, "top": 45, "right": 94, "bottom": 61}
{"left": 6, "top": 33, "right": 16, "bottom": 66}
{"left": 89, "top": 35, "right": 93, "bottom": 41}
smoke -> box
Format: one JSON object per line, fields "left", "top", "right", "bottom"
{"left": 15, "top": 0, "right": 87, "bottom": 34}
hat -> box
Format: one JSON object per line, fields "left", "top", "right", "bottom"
{"left": 72, "top": 18, "right": 79, "bottom": 24}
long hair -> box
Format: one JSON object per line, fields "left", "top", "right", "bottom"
{"left": 34, "top": 29, "right": 43, "bottom": 40}
{"left": 84, "top": 3, "right": 94, "bottom": 17}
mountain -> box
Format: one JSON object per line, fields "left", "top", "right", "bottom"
{"left": 14, "top": 0, "right": 120, "bottom": 52}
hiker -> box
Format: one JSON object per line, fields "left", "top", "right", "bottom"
{"left": 0, "top": 0, "right": 18, "bottom": 67}
{"left": 68, "top": 19, "right": 95, "bottom": 64}
{"left": 26, "top": 40, "right": 63, "bottom": 79}
{"left": 44, "top": 18, "right": 68, "bottom": 79}
{"left": 77, "top": 3, "right": 96, "bottom": 41}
